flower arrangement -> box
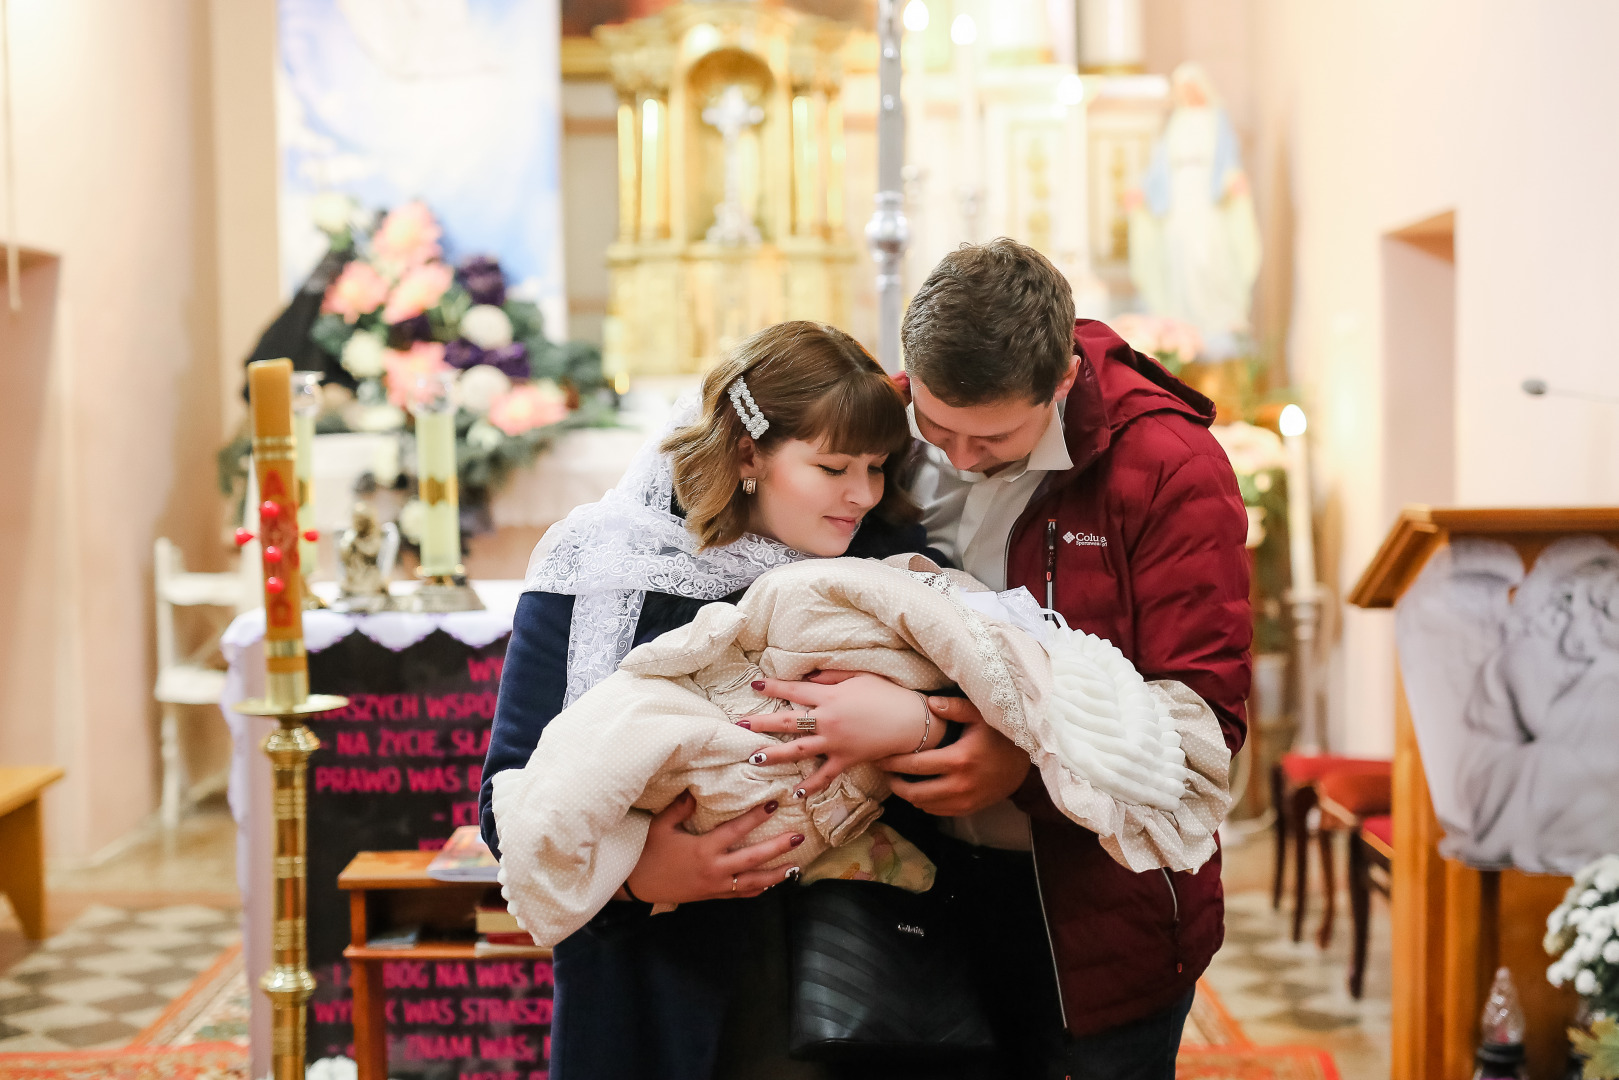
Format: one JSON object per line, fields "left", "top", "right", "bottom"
{"left": 218, "top": 198, "right": 614, "bottom": 535}
{"left": 1112, "top": 313, "right": 1205, "bottom": 374}
{"left": 1547, "top": 856, "right": 1619, "bottom": 1010}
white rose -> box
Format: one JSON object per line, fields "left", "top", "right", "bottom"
{"left": 1582, "top": 889, "right": 1602, "bottom": 908}
{"left": 1605, "top": 941, "right": 1619, "bottom": 965}
{"left": 1549, "top": 960, "right": 1567, "bottom": 987}
{"left": 466, "top": 419, "right": 505, "bottom": 452}
{"left": 456, "top": 365, "right": 512, "bottom": 416}
{"left": 460, "top": 304, "right": 514, "bottom": 350}
{"left": 1550, "top": 907, "right": 1568, "bottom": 934}
{"left": 341, "top": 331, "right": 387, "bottom": 378}
{"left": 310, "top": 193, "right": 357, "bottom": 236}
{"left": 1595, "top": 867, "right": 1619, "bottom": 893}
{"left": 1577, "top": 968, "right": 1600, "bottom": 996}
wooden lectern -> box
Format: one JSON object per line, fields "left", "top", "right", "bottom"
{"left": 1349, "top": 507, "right": 1619, "bottom": 1080}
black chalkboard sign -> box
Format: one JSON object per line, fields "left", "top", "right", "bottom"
{"left": 302, "top": 627, "right": 551, "bottom": 1078}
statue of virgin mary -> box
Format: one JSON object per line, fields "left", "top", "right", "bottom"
{"left": 1127, "top": 63, "right": 1262, "bottom": 360}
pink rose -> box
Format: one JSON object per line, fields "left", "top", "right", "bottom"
{"left": 322, "top": 261, "right": 389, "bottom": 323}
{"left": 383, "top": 341, "right": 449, "bottom": 408}
{"left": 487, "top": 381, "right": 569, "bottom": 436}
{"left": 372, "top": 200, "right": 443, "bottom": 268}
{"left": 382, "top": 262, "right": 454, "bottom": 324}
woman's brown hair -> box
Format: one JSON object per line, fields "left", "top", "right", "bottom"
{"left": 662, "top": 321, "right": 917, "bottom": 549}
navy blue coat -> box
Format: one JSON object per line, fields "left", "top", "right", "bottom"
{"left": 479, "top": 518, "right": 937, "bottom": 1080}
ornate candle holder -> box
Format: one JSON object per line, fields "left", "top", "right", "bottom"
{"left": 241, "top": 358, "right": 348, "bottom": 1080}
{"left": 399, "top": 371, "right": 483, "bottom": 613}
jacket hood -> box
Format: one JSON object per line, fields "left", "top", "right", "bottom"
{"left": 1061, "top": 318, "right": 1217, "bottom": 475}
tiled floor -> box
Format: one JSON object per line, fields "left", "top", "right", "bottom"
{"left": 1206, "top": 829, "right": 1393, "bottom": 1080}
{"left": 0, "top": 793, "right": 243, "bottom": 1054}
{"left": 0, "top": 905, "right": 241, "bottom": 1052}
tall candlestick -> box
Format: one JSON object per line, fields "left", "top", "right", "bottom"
{"left": 248, "top": 359, "right": 308, "bottom": 709}
{"left": 411, "top": 372, "right": 461, "bottom": 578}
{"left": 291, "top": 372, "right": 322, "bottom": 600}
{"left": 865, "top": 0, "right": 909, "bottom": 374}
{"left": 1279, "top": 403, "right": 1323, "bottom": 750}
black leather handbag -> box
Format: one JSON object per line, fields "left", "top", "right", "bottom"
{"left": 785, "top": 878, "right": 996, "bottom": 1063}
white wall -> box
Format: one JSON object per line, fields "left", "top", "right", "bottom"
{"left": 0, "top": 0, "right": 279, "bottom": 859}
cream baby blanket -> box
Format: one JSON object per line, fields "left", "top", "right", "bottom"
{"left": 493, "top": 555, "right": 1231, "bottom": 947}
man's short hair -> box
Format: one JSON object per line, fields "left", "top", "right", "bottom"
{"left": 901, "top": 238, "right": 1076, "bottom": 406}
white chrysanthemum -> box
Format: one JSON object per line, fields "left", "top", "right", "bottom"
{"left": 1577, "top": 968, "right": 1600, "bottom": 996}
{"left": 1594, "top": 866, "right": 1619, "bottom": 894}
{"left": 467, "top": 418, "right": 505, "bottom": 451}
{"left": 1550, "top": 906, "right": 1568, "bottom": 934}
{"left": 398, "top": 499, "right": 427, "bottom": 544}
{"left": 461, "top": 304, "right": 514, "bottom": 349}
{"left": 310, "top": 193, "right": 357, "bottom": 236}
{"left": 306, "top": 1057, "right": 358, "bottom": 1080}
{"left": 457, "top": 365, "right": 512, "bottom": 415}
{"left": 341, "top": 330, "right": 387, "bottom": 378}
{"left": 1604, "top": 941, "right": 1619, "bottom": 965}
{"left": 1582, "top": 889, "right": 1603, "bottom": 908}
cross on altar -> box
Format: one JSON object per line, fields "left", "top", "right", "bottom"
{"left": 703, "top": 85, "right": 765, "bottom": 245}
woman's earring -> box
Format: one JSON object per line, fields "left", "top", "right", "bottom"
{"left": 741, "top": 477, "right": 758, "bottom": 495}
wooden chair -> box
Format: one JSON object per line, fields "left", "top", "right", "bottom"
{"left": 1346, "top": 813, "right": 1393, "bottom": 999}
{"left": 153, "top": 538, "right": 249, "bottom": 830}
{"left": 0, "top": 767, "right": 64, "bottom": 939}
{"left": 1272, "top": 753, "right": 1391, "bottom": 944}
{"left": 1314, "top": 768, "right": 1393, "bottom": 954}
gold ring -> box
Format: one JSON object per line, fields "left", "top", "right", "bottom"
{"left": 795, "top": 715, "right": 818, "bottom": 733}
{"left": 731, "top": 874, "right": 739, "bottom": 893}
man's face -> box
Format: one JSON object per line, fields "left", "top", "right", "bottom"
{"left": 907, "top": 355, "right": 1080, "bottom": 475}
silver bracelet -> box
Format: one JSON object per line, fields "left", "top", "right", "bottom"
{"left": 912, "top": 693, "right": 932, "bottom": 754}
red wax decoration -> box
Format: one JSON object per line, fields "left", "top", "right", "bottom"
{"left": 303, "top": 530, "right": 320, "bottom": 542}
{"left": 265, "top": 576, "right": 286, "bottom": 595}
{"left": 233, "top": 528, "right": 255, "bottom": 547}
{"left": 263, "top": 545, "right": 283, "bottom": 564}
{"left": 260, "top": 500, "right": 282, "bottom": 521}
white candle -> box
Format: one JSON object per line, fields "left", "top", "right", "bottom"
{"left": 411, "top": 374, "right": 461, "bottom": 578}
{"left": 291, "top": 372, "right": 321, "bottom": 579}
{"left": 1279, "top": 404, "right": 1316, "bottom": 595}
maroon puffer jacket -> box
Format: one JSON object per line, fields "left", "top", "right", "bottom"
{"left": 1006, "top": 319, "right": 1252, "bottom": 1036}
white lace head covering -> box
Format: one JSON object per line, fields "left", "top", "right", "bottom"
{"left": 523, "top": 396, "right": 805, "bottom": 704}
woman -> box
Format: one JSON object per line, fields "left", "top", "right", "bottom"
{"left": 478, "top": 322, "right": 946, "bottom": 1079}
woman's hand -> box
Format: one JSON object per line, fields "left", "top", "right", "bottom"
{"left": 621, "top": 791, "right": 804, "bottom": 904}
{"left": 738, "top": 673, "right": 944, "bottom": 800}
{"left": 881, "top": 696, "right": 1032, "bottom": 816}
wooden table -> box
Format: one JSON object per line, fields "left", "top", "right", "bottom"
{"left": 0, "top": 766, "right": 64, "bottom": 939}
{"left": 337, "top": 850, "right": 550, "bottom": 1080}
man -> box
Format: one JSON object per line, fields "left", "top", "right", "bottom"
{"left": 880, "top": 238, "right": 1251, "bottom": 1076}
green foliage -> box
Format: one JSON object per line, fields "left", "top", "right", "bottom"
{"left": 1572, "top": 1016, "right": 1619, "bottom": 1079}
{"left": 310, "top": 312, "right": 355, "bottom": 357}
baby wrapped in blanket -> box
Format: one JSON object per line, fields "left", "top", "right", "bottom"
{"left": 493, "top": 554, "right": 1232, "bottom": 947}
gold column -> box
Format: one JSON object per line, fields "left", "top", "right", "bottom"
{"left": 791, "top": 92, "right": 821, "bottom": 237}
{"left": 616, "top": 95, "right": 640, "bottom": 242}
{"left": 638, "top": 95, "right": 668, "bottom": 241}
{"left": 825, "top": 90, "right": 846, "bottom": 239}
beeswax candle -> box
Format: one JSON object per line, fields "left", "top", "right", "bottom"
{"left": 248, "top": 358, "right": 308, "bottom": 707}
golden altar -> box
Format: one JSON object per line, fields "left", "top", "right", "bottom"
{"left": 597, "top": 2, "right": 858, "bottom": 379}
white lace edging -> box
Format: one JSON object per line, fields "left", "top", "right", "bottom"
{"left": 523, "top": 395, "right": 805, "bottom": 704}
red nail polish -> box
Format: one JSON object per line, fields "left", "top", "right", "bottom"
{"left": 765, "top": 800, "right": 779, "bottom": 814}
{"left": 790, "top": 834, "right": 805, "bottom": 847}
{"left": 751, "top": 680, "right": 766, "bottom": 691}
{"left": 736, "top": 720, "right": 751, "bottom": 729}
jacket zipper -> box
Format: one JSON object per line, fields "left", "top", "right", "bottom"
{"left": 1161, "top": 868, "right": 1183, "bottom": 973}
{"left": 1026, "top": 820, "right": 1070, "bottom": 1024}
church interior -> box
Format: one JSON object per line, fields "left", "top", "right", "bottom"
{"left": 1, "top": 1, "right": 1617, "bottom": 1078}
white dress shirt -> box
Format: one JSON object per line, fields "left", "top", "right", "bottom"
{"left": 907, "top": 403, "right": 1072, "bottom": 848}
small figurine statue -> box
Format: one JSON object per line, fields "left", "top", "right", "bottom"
{"left": 332, "top": 502, "right": 400, "bottom": 613}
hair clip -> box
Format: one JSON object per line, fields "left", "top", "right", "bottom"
{"left": 728, "top": 376, "right": 770, "bottom": 439}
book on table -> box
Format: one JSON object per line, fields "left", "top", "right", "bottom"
{"left": 425, "top": 825, "right": 500, "bottom": 883}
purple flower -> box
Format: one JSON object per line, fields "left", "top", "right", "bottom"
{"left": 488, "top": 342, "right": 531, "bottom": 379}
{"left": 443, "top": 338, "right": 486, "bottom": 370}
{"left": 459, "top": 255, "right": 506, "bottom": 307}
{"left": 386, "top": 313, "right": 434, "bottom": 347}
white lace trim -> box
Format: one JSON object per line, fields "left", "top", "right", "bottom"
{"left": 523, "top": 395, "right": 805, "bottom": 704}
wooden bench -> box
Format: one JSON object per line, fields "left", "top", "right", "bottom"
{"left": 0, "top": 766, "right": 64, "bottom": 939}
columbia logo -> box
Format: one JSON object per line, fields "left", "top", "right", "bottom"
{"left": 1063, "top": 531, "right": 1108, "bottom": 548}
{"left": 895, "top": 923, "right": 925, "bottom": 937}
